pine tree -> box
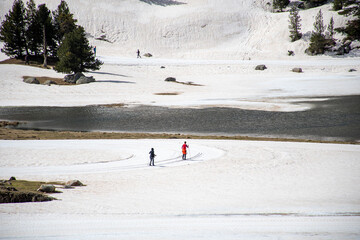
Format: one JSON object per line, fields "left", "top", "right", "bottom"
{"left": 52, "top": 1, "right": 77, "bottom": 47}
{"left": 307, "top": 9, "right": 327, "bottom": 54}
{"left": 37, "top": 4, "right": 55, "bottom": 67}
{"left": 25, "top": 0, "right": 42, "bottom": 56}
{"left": 335, "top": 1, "right": 360, "bottom": 42}
{"left": 273, "top": 0, "right": 290, "bottom": 12}
{"left": 327, "top": 17, "right": 335, "bottom": 41}
{"left": 333, "top": 0, "right": 344, "bottom": 11}
{"left": 55, "top": 26, "right": 103, "bottom": 73}
{"left": 0, "top": 0, "right": 27, "bottom": 58}
{"left": 288, "top": 6, "right": 302, "bottom": 42}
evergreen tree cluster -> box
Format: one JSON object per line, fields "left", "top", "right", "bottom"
{"left": 0, "top": 0, "right": 102, "bottom": 73}
{"left": 287, "top": 0, "right": 359, "bottom": 55}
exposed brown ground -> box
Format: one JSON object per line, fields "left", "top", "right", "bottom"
{"left": 0, "top": 122, "right": 357, "bottom": 144}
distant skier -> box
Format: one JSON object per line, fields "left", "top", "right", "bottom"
{"left": 93, "top": 46, "right": 96, "bottom": 56}
{"left": 149, "top": 148, "right": 156, "bottom": 166}
{"left": 137, "top": 49, "right": 141, "bottom": 58}
{"left": 182, "top": 141, "right": 189, "bottom": 160}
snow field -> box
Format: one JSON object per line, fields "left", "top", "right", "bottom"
{"left": 0, "top": 139, "right": 360, "bottom": 239}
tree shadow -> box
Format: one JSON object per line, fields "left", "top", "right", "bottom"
{"left": 139, "top": 0, "right": 186, "bottom": 6}
{"left": 96, "top": 80, "right": 136, "bottom": 84}
{"left": 88, "top": 71, "right": 132, "bottom": 78}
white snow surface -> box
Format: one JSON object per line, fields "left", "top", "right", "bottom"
{"left": 0, "top": 1, "right": 360, "bottom": 239}
{"left": 1, "top": 139, "right": 360, "bottom": 239}
{"left": 0, "top": 0, "right": 359, "bottom": 111}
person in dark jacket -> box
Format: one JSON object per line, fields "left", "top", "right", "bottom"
{"left": 149, "top": 148, "right": 156, "bottom": 166}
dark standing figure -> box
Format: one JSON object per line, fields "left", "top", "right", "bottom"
{"left": 137, "top": 49, "right": 141, "bottom": 58}
{"left": 149, "top": 148, "right": 155, "bottom": 166}
{"left": 93, "top": 46, "right": 96, "bottom": 56}
{"left": 182, "top": 141, "right": 189, "bottom": 160}
{"left": 25, "top": 55, "right": 30, "bottom": 65}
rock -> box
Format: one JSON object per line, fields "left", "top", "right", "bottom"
{"left": 43, "top": 80, "right": 57, "bottom": 86}
{"left": 288, "top": 50, "right": 295, "bottom": 56}
{"left": 255, "top": 65, "right": 267, "bottom": 71}
{"left": 66, "top": 180, "right": 84, "bottom": 187}
{"left": 37, "top": 184, "right": 56, "bottom": 193}
{"left": 0, "top": 190, "right": 54, "bottom": 203}
{"left": 9, "top": 176, "right": 16, "bottom": 181}
{"left": 24, "top": 77, "right": 39, "bottom": 84}
{"left": 143, "top": 53, "right": 153, "bottom": 57}
{"left": 161, "top": 66, "right": 165, "bottom": 69}
{"left": 165, "top": 77, "right": 176, "bottom": 82}
{"left": 76, "top": 76, "right": 95, "bottom": 84}
{"left": 349, "top": 69, "right": 357, "bottom": 72}
{"left": 64, "top": 72, "right": 84, "bottom": 83}
{"left": 292, "top": 67, "right": 303, "bottom": 73}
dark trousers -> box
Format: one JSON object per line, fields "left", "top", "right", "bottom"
{"left": 182, "top": 154, "right": 186, "bottom": 160}
{"left": 149, "top": 157, "right": 154, "bottom": 166}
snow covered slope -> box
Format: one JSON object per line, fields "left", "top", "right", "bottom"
{"left": 0, "top": 0, "right": 355, "bottom": 59}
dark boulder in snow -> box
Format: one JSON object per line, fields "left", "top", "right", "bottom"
{"left": 292, "top": 67, "right": 303, "bottom": 73}
{"left": 165, "top": 77, "right": 176, "bottom": 82}
{"left": 255, "top": 65, "right": 267, "bottom": 71}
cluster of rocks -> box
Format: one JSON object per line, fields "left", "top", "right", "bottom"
{"left": 255, "top": 64, "right": 303, "bottom": 73}
{"left": 64, "top": 72, "right": 95, "bottom": 84}
{"left": 0, "top": 177, "right": 84, "bottom": 204}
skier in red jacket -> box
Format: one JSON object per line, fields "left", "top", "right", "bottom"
{"left": 182, "top": 141, "right": 189, "bottom": 160}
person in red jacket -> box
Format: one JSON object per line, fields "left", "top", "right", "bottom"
{"left": 182, "top": 141, "right": 189, "bottom": 160}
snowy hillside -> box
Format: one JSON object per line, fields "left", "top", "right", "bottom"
{"left": 0, "top": 0, "right": 355, "bottom": 59}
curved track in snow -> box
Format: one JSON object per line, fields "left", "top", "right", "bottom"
{"left": 0, "top": 139, "right": 223, "bottom": 177}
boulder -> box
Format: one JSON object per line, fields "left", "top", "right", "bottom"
{"left": 292, "top": 67, "right": 303, "bottom": 73}
{"left": 255, "top": 65, "right": 267, "bottom": 71}
{"left": 288, "top": 50, "right": 295, "bottom": 56}
{"left": 9, "top": 176, "right": 16, "bottom": 181}
{"left": 24, "top": 77, "right": 39, "bottom": 84}
{"left": 66, "top": 180, "right": 84, "bottom": 187}
{"left": 143, "top": 53, "right": 153, "bottom": 57}
{"left": 76, "top": 76, "right": 95, "bottom": 84}
{"left": 165, "top": 77, "right": 176, "bottom": 82}
{"left": 64, "top": 72, "right": 85, "bottom": 83}
{"left": 43, "top": 80, "right": 57, "bottom": 86}
{"left": 349, "top": 69, "right": 357, "bottom": 72}
{"left": 37, "top": 184, "right": 56, "bottom": 193}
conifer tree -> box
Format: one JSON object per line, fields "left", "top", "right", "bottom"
{"left": 336, "top": 1, "right": 360, "bottom": 42}
{"left": 307, "top": 9, "right": 327, "bottom": 54}
{"left": 327, "top": 17, "right": 335, "bottom": 41}
{"left": 273, "top": 0, "right": 290, "bottom": 12}
{"left": 53, "top": 0, "right": 77, "bottom": 47}
{"left": 288, "top": 6, "right": 302, "bottom": 42}
{"left": 37, "top": 4, "right": 55, "bottom": 67}
{"left": 55, "top": 26, "right": 103, "bottom": 73}
{"left": 25, "top": 0, "right": 42, "bottom": 56}
{"left": 0, "top": 0, "right": 27, "bottom": 58}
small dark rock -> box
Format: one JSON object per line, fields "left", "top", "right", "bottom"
{"left": 349, "top": 69, "right": 357, "bottom": 72}
{"left": 165, "top": 77, "right": 176, "bottom": 82}
{"left": 9, "top": 176, "right": 16, "bottom": 181}
{"left": 43, "top": 80, "right": 57, "bottom": 86}
{"left": 292, "top": 67, "right": 303, "bottom": 73}
{"left": 143, "top": 53, "right": 153, "bottom": 57}
{"left": 66, "top": 180, "right": 84, "bottom": 187}
{"left": 255, "top": 65, "right": 267, "bottom": 71}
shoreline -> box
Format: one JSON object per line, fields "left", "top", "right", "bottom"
{"left": 0, "top": 126, "right": 358, "bottom": 145}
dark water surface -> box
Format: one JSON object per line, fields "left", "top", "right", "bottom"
{"left": 0, "top": 96, "right": 359, "bottom": 141}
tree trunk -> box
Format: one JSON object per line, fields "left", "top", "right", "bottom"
{"left": 43, "top": 26, "right": 47, "bottom": 68}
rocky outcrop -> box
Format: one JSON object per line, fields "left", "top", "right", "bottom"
{"left": 23, "top": 77, "right": 39, "bottom": 84}
{"left": 37, "top": 184, "right": 56, "bottom": 193}
{"left": 76, "top": 76, "right": 95, "bottom": 84}
{"left": 143, "top": 53, "right": 153, "bottom": 57}
{"left": 66, "top": 180, "right": 84, "bottom": 187}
